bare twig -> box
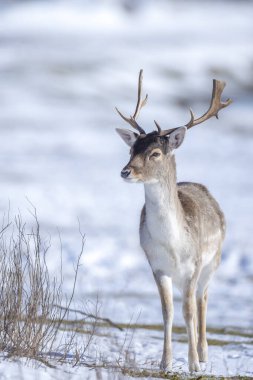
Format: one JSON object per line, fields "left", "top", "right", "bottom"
{"left": 53, "top": 304, "right": 123, "bottom": 331}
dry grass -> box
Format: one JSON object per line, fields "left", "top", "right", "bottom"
{"left": 0, "top": 208, "right": 96, "bottom": 367}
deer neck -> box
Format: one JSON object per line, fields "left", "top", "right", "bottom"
{"left": 144, "top": 155, "right": 184, "bottom": 238}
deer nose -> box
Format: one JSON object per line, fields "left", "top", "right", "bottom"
{"left": 121, "top": 168, "right": 131, "bottom": 178}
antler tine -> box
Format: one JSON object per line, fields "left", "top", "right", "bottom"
{"left": 154, "top": 120, "right": 162, "bottom": 133}
{"left": 155, "top": 118, "right": 178, "bottom": 136}
{"left": 185, "top": 79, "right": 232, "bottom": 129}
{"left": 133, "top": 70, "right": 148, "bottom": 120}
{"left": 115, "top": 69, "right": 148, "bottom": 135}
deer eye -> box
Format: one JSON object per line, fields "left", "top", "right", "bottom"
{"left": 150, "top": 151, "right": 161, "bottom": 159}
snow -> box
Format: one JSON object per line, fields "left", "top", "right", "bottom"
{"left": 0, "top": 0, "right": 252, "bottom": 378}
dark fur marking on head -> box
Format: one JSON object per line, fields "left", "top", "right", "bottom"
{"left": 132, "top": 131, "right": 169, "bottom": 156}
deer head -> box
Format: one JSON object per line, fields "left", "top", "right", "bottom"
{"left": 116, "top": 70, "right": 232, "bottom": 183}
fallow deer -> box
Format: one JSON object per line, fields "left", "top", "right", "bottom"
{"left": 115, "top": 70, "right": 232, "bottom": 372}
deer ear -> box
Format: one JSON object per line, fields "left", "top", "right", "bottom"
{"left": 167, "top": 127, "right": 187, "bottom": 150}
{"left": 115, "top": 128, "right": 138, "bottom": 147}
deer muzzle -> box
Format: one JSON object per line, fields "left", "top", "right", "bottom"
{"left": 121, "top": 168, "right": 131, "bottom": 179}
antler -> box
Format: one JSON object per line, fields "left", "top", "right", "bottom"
{"left": 116, "top": 75, "right": 232, "bottom": 138}
{"left": 156, "top": 79, "right": 232, "bottom": 137}
{"left": 154, "top": 120, "right": 178, "bottom": 136}
{"left": 185, "top": 79, "right": 232, "bottom": 129}
{"left": 116, "top": 69, "right": 148, "bottom": 135}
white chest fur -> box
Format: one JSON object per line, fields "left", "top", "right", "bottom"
{"left": 140, "top": 182, "right": 195, "bottom": 289}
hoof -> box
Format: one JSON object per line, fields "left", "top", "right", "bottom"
{"left": 198, "top": 341, "right": 208, "bottom": 363}
{"left": 160, "top": 359, "right": 172, "bottom": 372}
{"left": 189, "top": 360, "right": 201, "bottom": 372}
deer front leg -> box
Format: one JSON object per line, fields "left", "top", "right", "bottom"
{"left": 182, "top": 282, "right": 200, "bottom": 372}
{"left": 154, "top": 271, "right": 174, "bottom": 372}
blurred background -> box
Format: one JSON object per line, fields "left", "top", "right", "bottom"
{"left": 0, "top": 0, "right": 252, "bottom": 365}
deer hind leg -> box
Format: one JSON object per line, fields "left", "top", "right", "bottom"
{"left": 196, "top": 288, "right": 208, "bottom": 363}
{"left": 196, "top": 253, "right": 220, "bottom": 363}
{"left": 182, "top": 279, "right": 200, "bottom": 372}
{"left": 154, "top": 271, "right": 174, "bottom": 372}
{"left": 193, "top": 309, "right": 198, "bottom": 349}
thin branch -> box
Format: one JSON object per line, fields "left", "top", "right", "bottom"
{"left": 53, "top": 304, "right": 123, "bottom": 331}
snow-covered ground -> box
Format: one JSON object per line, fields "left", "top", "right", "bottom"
{"left": 0, "top": 0, "right": 252, "bottom": 378}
